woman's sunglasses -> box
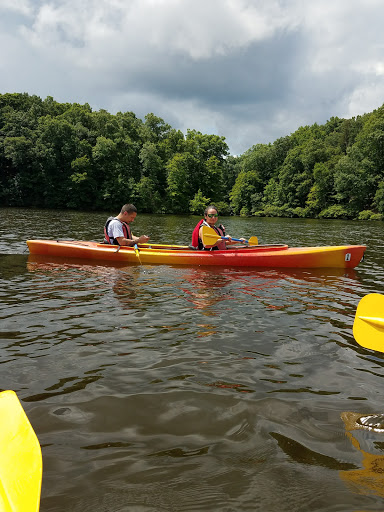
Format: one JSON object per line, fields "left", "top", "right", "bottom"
{"left": 207, "top": 213, "right": 218, "bottom": 218}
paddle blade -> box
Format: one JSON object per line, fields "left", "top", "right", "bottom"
{"left": 0, "top": 390, "right": 42, "bottom": 512}
{"left": 353, "top": 293, "right": 384, "bottom": 352}
{"left": 201, "top": 225, "right": 221, "bottom": 246}
{"left": 248, "top": 236, "right": 258, "bottom": 246}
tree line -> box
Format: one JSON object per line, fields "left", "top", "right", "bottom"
{"left": 1, "top": 92, "right": 384, "bottom": 220}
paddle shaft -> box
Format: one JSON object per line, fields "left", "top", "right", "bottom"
{"left": 224, "top": 236, "right": 246, "bottom": 242}
{"left": 134, "top": 244, "right": 142, "bottom": 264}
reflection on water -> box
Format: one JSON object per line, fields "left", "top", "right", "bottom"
{"left": 3, "top": 209, "right": 384, "bottom": 511}
{"left": 181, "top": 268, "right": 234, "bottom": 316}
{"left": 271, "top": 431, "right": 356, "bottom": 470}
{"left": 340, "top": 411, "right": 384, "bottom": 498}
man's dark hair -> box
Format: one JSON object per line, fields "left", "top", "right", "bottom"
{"left": 121, "top": 204, "right": 137, "bottom": 214}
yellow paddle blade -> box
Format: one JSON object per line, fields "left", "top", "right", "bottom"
{"left": 201, "top": 225, "right": 221, "bottom": 245}
{"left": 248, "top": 236, "right": 258, "bottom": 246}
{"left": 0, "top": 391, "right": 42, "bottom": 512}
{"left": 201, "top": 225, "right": 258, "bottom": 246}
{"left": 353, "top": 293, "right": 384, "bottom": 352}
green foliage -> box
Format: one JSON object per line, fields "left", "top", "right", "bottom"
{"left": 228, "top": 108, "right": 384, "bottom": 221}
{"left": 221, "top": 156, "right": 241, "bottom": 196}
{"left": 357, "top": 210, "right": 383, "bottom": 221}
{"left": 134, "top": 176, "right": 162, "bottom": 213}
{"left": 262, "top": 178, "right": 281, "bottom": 206}
{"left": 139, "top": 141, "right": 165, "bottom": 186}
{"left": 68, "top": 156, "right": 96, "bottom": 208}
{"left": 374, "top": 181, "right": 384, "bottom": 214}
{"left": 333, "top": 153, "right": 376, "bottom": 215}
{"left": 230, "top": 170, "right": 263, "bottom": 214}
{"left": 189, "top": 190, "right": 211, "bottom": 215}
{"left": 0, "top": 92, "right": 384, "bottom": 221}
{"left": 203, "top": 156, "right": 224, "bottom": 201}
{"left": 166, "top": 153, "right": 196, "bottom": 213}
{"left": 318, "top": 205, "right": 352, "bottom": 219}
{"left": 292, "top": 207, "right": 310, "bottom": 218}
{"left": 262, "top": 205, "right": 296, "bottom": 218}
{"left": 141, "top": 113, "right": 171, "bottom": 143}
{"left": 214, "top": 201, "right": 232, "bottom": 216}
{"left": 241, "top": 143, "right": 277, "bottom": 181}
{"left": 240, "top": 207, "right": 250, "bottom": 217}
{"left": 306, "top": 162, "right": 335, "bottom": 214}
{"left": 185, "top": 129, "right": 229, "bottom": 161}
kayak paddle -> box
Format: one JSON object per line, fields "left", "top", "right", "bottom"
{"left": 353, "top": 293, "right": 384, "bottom": 352}
{"left": 134, "top": 244, "right": 142, "bottom": 264}
{"left": 201, "top": 225, "right": 258, "bottom": 247}
{"left": 0, "top": 390, "right": 42, "bottom": 512}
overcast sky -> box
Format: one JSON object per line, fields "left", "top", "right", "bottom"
{"left": 1, "top": 0, "right": 383, "bottom": 155}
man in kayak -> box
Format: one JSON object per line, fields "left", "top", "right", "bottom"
{"left": 104, "top": 204, "right": 150, "bottom": 246}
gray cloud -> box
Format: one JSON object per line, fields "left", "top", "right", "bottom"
{"left": 1, "top": 0, "right": 384, "bottom": 154}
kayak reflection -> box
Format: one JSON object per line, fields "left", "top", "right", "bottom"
{"left": 27, "top": 254, "right": 139, "bottom": 305}
{"left": 180, "top": 266, "right": 358, "bottom": 313}
{"left": 27, "top": 254, "right": 360, "bottom": 319}
{"left": 180, "top": 268, "right": 234, "bottom": 316}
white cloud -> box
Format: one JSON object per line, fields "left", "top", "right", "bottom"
{"left": 1, "top": 0, "right": 384, "bottom": 154}
{"left": 344, "top": 83, "right": 384, "bottom": 119}
{"left": 0, "top": 0, "right": 33, "bottom": 16}
{"left": 19, "top": 0, "right": 299, "bottom": 60}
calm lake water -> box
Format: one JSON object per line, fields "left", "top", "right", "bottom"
{"left": 1, "top": 207, "right": 384, "bottom": 512}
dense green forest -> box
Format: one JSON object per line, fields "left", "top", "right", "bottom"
{"left": 1, "top": 92, "right": 384, "bottom": 220}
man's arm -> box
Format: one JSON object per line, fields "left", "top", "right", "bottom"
{"left": 115, "top": 236, "right": 134, "bottom": 246}
{"left": 115, "top": 234, "right": 150, "bottom": 246}
{"left": 132, "top": 234, "right": 150, "bottom": 244}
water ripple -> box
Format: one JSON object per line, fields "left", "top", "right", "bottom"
{"left": 2, "top": 210, "right": 384, "bottom": 511}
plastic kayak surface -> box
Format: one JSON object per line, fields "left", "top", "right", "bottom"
{"left": 26, "top": 240, "right": 366, "bottom": 268}
{"left": 0, "top": 390, "right": 42, "bottom": 512}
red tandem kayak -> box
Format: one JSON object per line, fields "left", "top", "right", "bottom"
{"left": 26, "top": 240, "right": 366, "bottom": 268}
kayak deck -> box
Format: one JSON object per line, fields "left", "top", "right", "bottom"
{"left": 26, "top": 240, "right": 366, "bottom": 268}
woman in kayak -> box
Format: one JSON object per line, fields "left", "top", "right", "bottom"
{"left": 104, "top": 204, "right": 150, "bottom": 246}
{"left": 192, "top": 205, "right": 243, "bottom": 250}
